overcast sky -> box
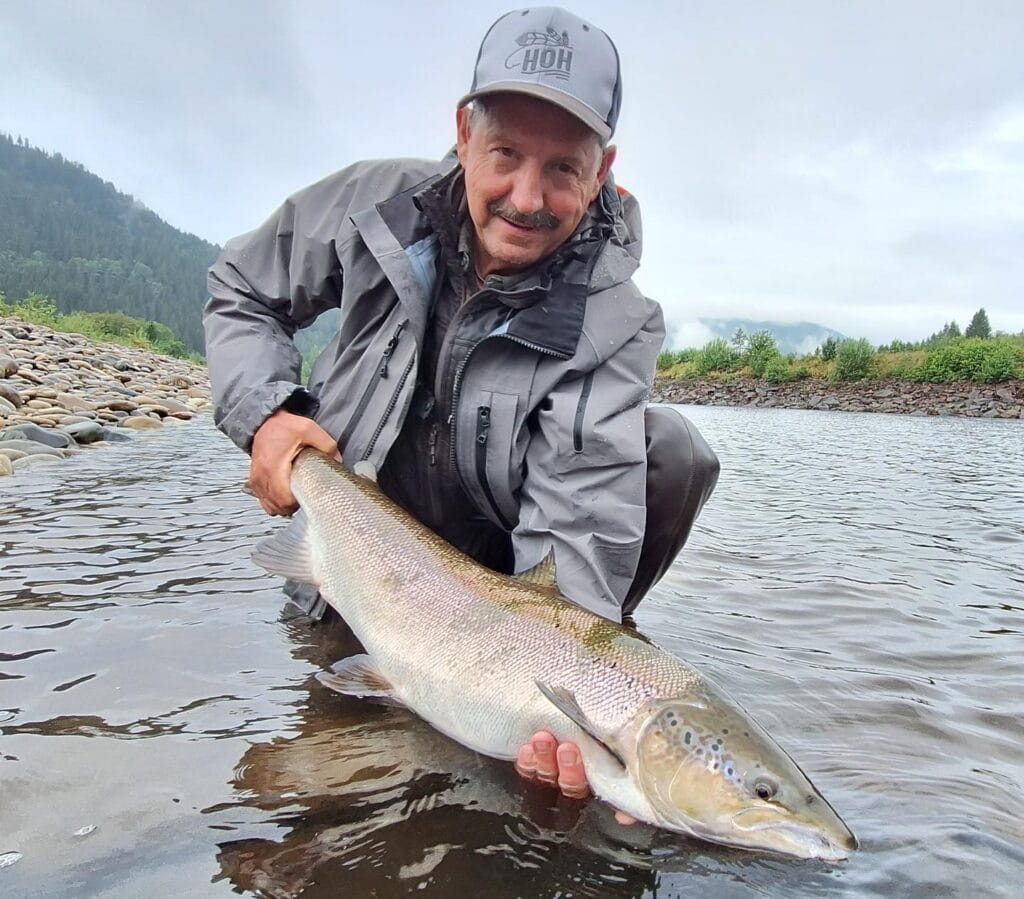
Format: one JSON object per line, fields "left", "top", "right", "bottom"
{"left": 2, "top": 1, "right": 1021, "bottom": 346}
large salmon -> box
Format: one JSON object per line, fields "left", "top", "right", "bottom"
{"left": 253, "top": 449, "right": 857, "bottom": 860}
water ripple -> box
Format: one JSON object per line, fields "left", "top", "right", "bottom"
{"left": 0, "top": 410, "right": 1022, "bottom": 897}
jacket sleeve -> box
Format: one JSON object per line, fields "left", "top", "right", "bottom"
{"left": 203, "top": 185, "right": 345, "bottom": 452}
{"left": 512, "top": 306, "right": 664, "bottom": 621}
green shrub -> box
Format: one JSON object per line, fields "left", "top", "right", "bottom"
{"left": 820, "top": 335, "right": 839, "bottom": 361}
{"left": 656, "top": 348, "right": 693, "bottom": 371}
{"left": 915, "top": 338, "right": 1021, "bottom": 383}
{"left": 745, "top": 329, "right": 780, "bottom": 377}
{"left": 4, "top": 292, "right": 59, "bottom": 325}
{"left": 694, "top": 338, "right": 740, "bottom": 376}
{"left": 762, "top": 355, "right": 793, "bottom": 382}
{"left": 830, "top": 338, "right": 875, "bottom": 381}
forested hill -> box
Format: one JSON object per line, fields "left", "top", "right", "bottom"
{"left": 0, "top": 134, "right": 219, "bottom": 353}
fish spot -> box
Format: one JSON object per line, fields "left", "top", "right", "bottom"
{"left": 711, "top": 743, "right": 719, "bottom": 751}
{"left": 722, "top": 728, "right": 729, "bottom": 734}
{"left": 684, "top": 731, "right": 691, "bottom": 745}
{"left": 713, "top": 762, "right": 720, "bottom": 770}
{"left": 696, "top": 748, "right": 703, "bottom": 757}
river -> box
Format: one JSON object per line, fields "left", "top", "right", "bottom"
{"left": 1, "top": 407, "right": 1022, "bottom": 897}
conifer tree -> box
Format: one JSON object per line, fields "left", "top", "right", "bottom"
{"left": 965, "top": 307, "right": 991, "bottom": 339}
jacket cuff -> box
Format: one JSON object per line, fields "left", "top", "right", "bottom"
{"left": 216, "top": 381, "right": 320, "bottom": 453}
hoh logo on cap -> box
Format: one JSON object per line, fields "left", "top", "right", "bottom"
{"left": 505, "top": 27, "right": 573, "bottom": 80}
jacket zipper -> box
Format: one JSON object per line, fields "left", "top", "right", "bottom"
{"left": 475, "top": 405, "right": 515, "bottom": 530}
{"left": 338, "top": 320, "right": 408, "bottom": 451}
{"left": 428, "top": 422, "right": 439, "bottom": 466}
{"left": 362, "top": 352, "right": 415, "bottom": 461}
{"left": 377, "top": 320, "right": 406, "bottom": 378}
{"left": 573, "top": 371, "right": 595, "bottom": 453}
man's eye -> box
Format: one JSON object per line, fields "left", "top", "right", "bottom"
{"left": 557, "top": 163, "right": 578, "bottom": 176}
{"left": 495, "top": 146, "right": 515, "bottom": 158}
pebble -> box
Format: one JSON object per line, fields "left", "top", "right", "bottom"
{"left": 0, "top": 316, "right": 212, "bottom": 478}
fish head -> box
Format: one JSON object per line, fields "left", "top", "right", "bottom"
{"left": 629, "top": 682, "right": 857, "bottom": 861}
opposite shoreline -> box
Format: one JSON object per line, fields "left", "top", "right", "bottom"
{"left": 653, "top": 375, "right": 1024, "bottom": 419}
{"left": 3, "top": 314, "right": 1020, "bottom": 482}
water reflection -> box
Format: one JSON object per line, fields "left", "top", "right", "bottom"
{"left": 209, "top": 620, "right": 664, "bottom": 898}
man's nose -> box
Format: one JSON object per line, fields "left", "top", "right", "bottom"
{"left": 507, "top": 165, "right": 545, "bottom": 215}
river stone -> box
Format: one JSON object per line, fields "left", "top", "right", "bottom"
{"left": 98, "top": 398, "right": 139, "bottom": 413}
{"left": 0, "top": 382, "right": 22, "bottom": 407}
{"left": 0, "top": 355, "right": 18, "bottom": 377}
{"left": 4, "top": 422, "right": 73, "bottom": 448}
{"left": 0, "top": 438, "right": 65, "bottom": 457}
{"left": 0, "top": 455, "right": 12, "bottom": 476}
{"left": 61, "top": 420, "right": 106, "bottom": 444}
{"left": 120, "top": 415, "right": 162, "bottom": 430}
{"left": 97, "top": 427, "right": 133, "bottom": 443}
{"left": 55, "top": 394, "right": 94, "bottom": 414}
{"left": 0, "top": 447, "right": 27, "bottom": 461}
{"left": 12, "top": 453, "right": 63, "bottom": 470}
{"left": 0, "top": 397, "right": 15, "bottom": 415}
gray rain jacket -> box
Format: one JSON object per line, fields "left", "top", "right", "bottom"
{"left": 204, "top": 155, "right": 664, "bottom": 620}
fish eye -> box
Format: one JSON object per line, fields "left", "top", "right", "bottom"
{"left": 754, "top": 776, "right": 778, "bottom": 801}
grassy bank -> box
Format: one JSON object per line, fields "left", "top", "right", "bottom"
{"left": 0, "top": 292, "right": 201, "bottom": 362}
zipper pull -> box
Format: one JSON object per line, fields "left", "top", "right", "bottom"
{"left": 377, "top": 321, "right": 407, "bottom": 379}
{"left": 476, "top": 406, "right": 491, "bottom": 444}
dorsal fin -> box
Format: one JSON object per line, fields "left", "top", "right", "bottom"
{"left": 353, "top": 461, "right": 378, "bottom": 483}
{"left": 516, "top": 549, "right": 557, "bottom": 589}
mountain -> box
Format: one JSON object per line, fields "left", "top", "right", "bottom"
{"left": 0, "top": 134, "right": 219, "bottom": 353}
{"left": 668, "top": 317, "right": 847, "bottom": 355}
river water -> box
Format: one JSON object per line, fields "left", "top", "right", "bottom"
{"left": 1, "top": 406, "right": 1022, "bottom": 897}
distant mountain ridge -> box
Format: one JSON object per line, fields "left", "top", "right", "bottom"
{"left": 670, "top": 317, "right": 847, "bottom": 355}
{"left": 0, "top": 134, "right": 219, "bottom": 353}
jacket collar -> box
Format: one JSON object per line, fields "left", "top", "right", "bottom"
{"left": 352, "top": 155, "right": 635, "bottom": 360}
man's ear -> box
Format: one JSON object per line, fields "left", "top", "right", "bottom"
{"left": 598, "top": 145, "right": 617, "bottom": 182}
{"left": 594, "top": 144, "right": 617, "bottom": 197}
{"left": 456, "top": 106, "right": 472, "bottom": 165}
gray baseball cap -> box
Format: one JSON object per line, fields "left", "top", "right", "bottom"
{"left": 458, "top": 7, "right": 622, "bottom": 142}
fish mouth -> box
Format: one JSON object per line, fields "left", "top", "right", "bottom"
{"left": 729, "top": 808, "right": 858, "bottom": 861}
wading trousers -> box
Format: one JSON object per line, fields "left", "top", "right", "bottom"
{"left": 285, "top": 405, "right": 719, "bottom": 623}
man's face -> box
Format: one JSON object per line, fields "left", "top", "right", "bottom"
{"left": 456, "top": 94, "right": 616, "bottom": 279}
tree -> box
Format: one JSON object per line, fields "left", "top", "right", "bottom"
{"left": 965, "top": 307, "right": 991, "bottom": 339}
{"left": 731, "top": 327, "right": 747, "bottom": 350}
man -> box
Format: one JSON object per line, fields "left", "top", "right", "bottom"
{"left": 205, "top": 7, "right": 718, "bottom": 809}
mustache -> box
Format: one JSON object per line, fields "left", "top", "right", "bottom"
{"left": 489, "top": 202, "right": 560, "bottom": 231}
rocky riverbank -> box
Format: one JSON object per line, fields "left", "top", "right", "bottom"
{"left": 0, "top": 316, "right": 212, "bottom": 477}
{"left": 653, "top": 376, "right": 1024, "bottom": 419}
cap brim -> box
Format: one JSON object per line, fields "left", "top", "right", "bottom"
{"left": 458, "top": 82, "right": 611, "bottom": 143}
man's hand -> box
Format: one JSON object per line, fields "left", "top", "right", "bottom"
{"left": 248, "top": 409, "right": 338, "bottom": 516}
{"left": 515, "top": 731, "right": 637, "bottom": 825}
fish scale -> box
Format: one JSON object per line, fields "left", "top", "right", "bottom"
{"left": 253, "top": 448, "right": 857, "bottom": 860}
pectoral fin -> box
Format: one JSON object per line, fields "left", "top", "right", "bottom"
{"left": 535, "top": 681, "right": 626, "bottom": 769}
{"left": 317, "top": 654, "right": 403, "bottom": 706}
